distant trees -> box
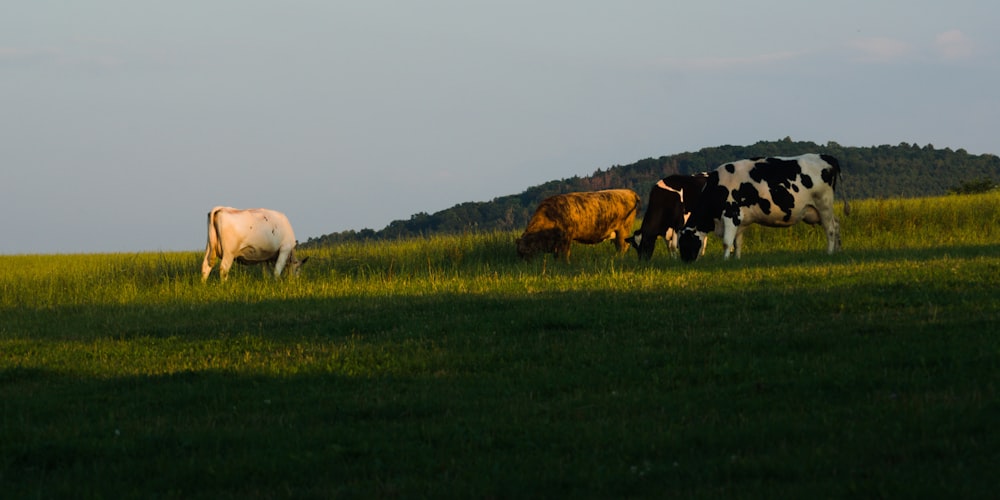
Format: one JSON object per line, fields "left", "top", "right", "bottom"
{"left": 948, "top": 177, "right": 998, "bottom": 195}
{"left": 303, "top": 139, "right": 1000, "bottom": 247}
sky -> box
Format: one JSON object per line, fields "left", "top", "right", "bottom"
{"left": 3, "top": 1, "right": 998, "bottom": 254}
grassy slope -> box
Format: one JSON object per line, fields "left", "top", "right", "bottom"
{"left": 1, "top": 193, "right": 998, "bottom": 498}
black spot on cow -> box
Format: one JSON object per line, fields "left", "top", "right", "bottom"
{"left": 727, "top": 182, "right": 770, "bottom": 225}
{"left": 749, "top": 158, "right": 802, "bottom": 190}
{"left": 800, "top": 174, "right": 813, "bottom": 189}
{"left": 819, "top": 154, "right": 841, "bottom": 188}
{"left": 748, "top": 158, "right": 806, "bottom": 222}
{"left": 820, "top": 154, "right": 840, "bottom": 170}
{"left": 732, "top": 182, "right": 763, "bottom": 209}
{"left": 724, "top": 163, "right": 736, "bottom": 173}
{"left": 769, "top": 186, "right": 796, "bottom": 221}
{"left": 689, "top": 173, "right": 727, "bottom": 233}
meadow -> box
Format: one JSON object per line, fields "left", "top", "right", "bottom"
{"left": 2, "top": 192, "right": 998, "bottom": 498}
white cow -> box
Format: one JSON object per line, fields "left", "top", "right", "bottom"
{"left": 201, "top": 206, "right": 308, "bottom": 281}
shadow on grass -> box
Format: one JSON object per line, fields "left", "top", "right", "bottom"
{"left": 3, "top": 270, "right": 999, "bottom": 497}
{"left": 3, "top": 333, "right": 998, "bottom": 499}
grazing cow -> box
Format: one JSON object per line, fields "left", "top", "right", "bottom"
{"left": 626, "top": 173, "right": 710, "bottom": 260}
{"left": 201, "top": 206, "right": 308, "bottom": 281}
{"left": 678, "top": 153, "right": 843, "bottom": 262}
{"left": 516, "top": 189, "right": 640, "bottom": 261}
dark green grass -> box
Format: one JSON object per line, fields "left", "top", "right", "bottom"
{"left": 2, "top": 194, "right": 999, "bottom": 498}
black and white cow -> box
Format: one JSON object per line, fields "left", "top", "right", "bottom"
{"left": 626, "top": 173, "right": 709, "bottom": 260}
{"left": 678, "top": 154, "right": 843, "bottom": 262}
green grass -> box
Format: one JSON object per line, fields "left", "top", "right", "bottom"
{"left": 2, "top": 192, "right": 999, "bottom": 498}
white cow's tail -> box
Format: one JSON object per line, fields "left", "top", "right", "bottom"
{"left": 201, "top": 206, "right": 225, "bottom": 280}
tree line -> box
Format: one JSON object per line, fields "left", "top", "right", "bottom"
{"left": 304, "top": 138, "right": 999, "bottom": 246}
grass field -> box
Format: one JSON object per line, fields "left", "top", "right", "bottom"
{"left": 2, "top": 192, "right": 999, "bottom": 498}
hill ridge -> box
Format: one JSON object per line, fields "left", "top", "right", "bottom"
{"left": 304, "top": 138, "right": 999, "bottom": 245}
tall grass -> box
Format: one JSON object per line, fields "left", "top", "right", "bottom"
{"left": 3, "top": 192, "right": 993, "bottom": 304}
{"left": 726, "top": 192, "right": 998, "bottom": 256}
{"left": 1, "top": 192, "right": 998, "bottom": 498}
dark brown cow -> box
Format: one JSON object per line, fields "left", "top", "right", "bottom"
{"left": 516, "top": 189, "right": 640, "bottom": 261}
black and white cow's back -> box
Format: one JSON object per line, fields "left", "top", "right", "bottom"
{"left": 626, "top": 173, "right": 709, "bottom": 260}
{"left": 679, "top": 153, "right": 842, "bottom": 261}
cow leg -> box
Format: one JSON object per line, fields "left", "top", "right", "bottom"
{"left": 201, "top": 246, "right": 216, "bottom": 281}
{"left": 666, "top": 228, "right": 679, "bottom": 257}
{"left": 272, "top": 248, "right": 292, "bottom": 278}
{"left": 825, "top": 216, "right": 841, "bottom": 253}
{"left": 733, "top": 229, "right": 746, "bottom": 259}
{"left": 613, "top": 230, "right": 629, "bottom": 255}
{"left": 720, "top": 220, "right": 738, "bottom": 259}
{"left": 218, "top": 253, "right": 235, "bottom": 281}
{"left": 721, "top": 236, "right": 734, "bottom": 259}
{"left": 556, "top": 240, "right": 572, "bottom": 261}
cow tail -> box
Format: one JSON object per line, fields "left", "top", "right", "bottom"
{"left": 838, "top": 166, "right": 851, "bottom": 217}
{"left": 205, "top": 207, "right": 223, "bottom": 262}
{"left": 823, "top": 154, "right": 851, "bottom": 217}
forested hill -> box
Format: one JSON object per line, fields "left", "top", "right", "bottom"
{"left": 305, "top": 138, "right": 999, "bottom": 245}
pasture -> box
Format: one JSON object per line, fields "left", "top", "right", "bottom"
{"left": 2, "top": 193, "right": 999, "bottom": 498}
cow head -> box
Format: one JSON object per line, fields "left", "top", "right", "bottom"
{"left": 678, "top": 228, "right": 705, "bottom": 262}
{"left": 288, "top": 255, "right": 310, "bottom": 276}
{"left": 626, "top": 230, "right": 656, "bottom": 261}
{"left": 516, "top": 228, "right": 562, "bottom": 260}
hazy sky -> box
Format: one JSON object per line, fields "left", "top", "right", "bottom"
{"left": 3, "top": 1, "right": 998, "bottom": 254}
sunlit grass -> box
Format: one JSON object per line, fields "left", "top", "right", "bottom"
{"left": 1, "top": 192, "right": 998, "bottom": 498}
{"left": 3, "top": 192, "right": 995, "bottom": 306}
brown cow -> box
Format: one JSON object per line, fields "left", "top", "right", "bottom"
{"left": 516, "top": 189, "right": 640, "bottom": 261}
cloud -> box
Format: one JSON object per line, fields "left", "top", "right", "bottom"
{"left": 848, "top": 37, "right": 910, "bottom": 62}
{"left": 934, "top": 29, "right": 975, "bottom": 60}
{"left": 657, "top": 50, "right": 807, "bottom": 71}
{"left": 847, "top": 31, "right": 976, "bottom": 64}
